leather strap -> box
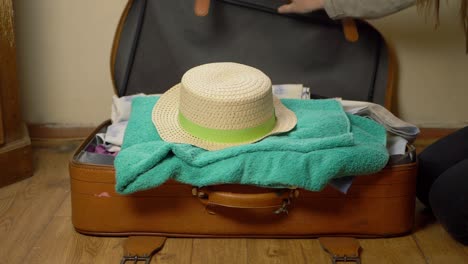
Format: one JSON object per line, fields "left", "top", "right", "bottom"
{"left": 121, "top": 236, "right": 167, "bottom": 264}
{"left": 342, "top": 18, "right": 359, "bottom": 42}
{"left": 194, "top": 0, "right": 211, "bottom": 16}
{"left": 318, "top": 237, "right": 361, "bottom": 263}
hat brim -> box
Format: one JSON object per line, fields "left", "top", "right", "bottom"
{"left": 152, "top": 84, "right": 297, "bottom": 151}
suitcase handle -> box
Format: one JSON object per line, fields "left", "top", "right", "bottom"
{"left": 193, "top": 188, "right": 299, "bottom": 213}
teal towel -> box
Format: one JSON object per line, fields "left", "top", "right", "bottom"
{"left": 115, "top": 96, "right": 389, "bottom": 194}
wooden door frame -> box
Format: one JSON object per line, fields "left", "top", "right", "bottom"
{"left": 1, "top": 0, "right": 23, "bottom": 144}
{"left": 0, "top": 0, "right": 34, "bottom": 187}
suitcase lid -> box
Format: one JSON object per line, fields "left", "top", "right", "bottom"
{"left": 111, "top": 0, "right": 392, "bottom": 106}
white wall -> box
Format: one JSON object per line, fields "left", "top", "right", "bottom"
{"left": 369, "top": 2, "right": 468, "bottom": 128}
{"left": 13, "top": 1, "right": 468, "bottom": 128}
{"left": 14, "top": 0, "right": 127, "bottom": 126}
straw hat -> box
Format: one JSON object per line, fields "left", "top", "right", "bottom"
{"left": 152, "top": 62, "right": 297, "bottom": 150}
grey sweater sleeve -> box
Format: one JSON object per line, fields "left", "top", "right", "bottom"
{"left": 324, "top": 0, "right": 416, "bottom": 19}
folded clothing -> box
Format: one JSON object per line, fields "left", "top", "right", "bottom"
{"left": 85, "top": 144, "right": 118, "bottom": 156}
{"left": 111, "top": 93, "right": 146, "bottom": 123}
{"left": 341, "top": 100, "right": 420, "bottom": 143}
{"left": 272, "top": 84, "right": 310, "bottom": 99}
{"left": 94, "top": 93, "right": 147, "bottom": 153}
{"left": 96, "top": 121, "right": 129, "bottom": 153}
{"left": 114, "top": 96, "right": 389, "bottom": 195}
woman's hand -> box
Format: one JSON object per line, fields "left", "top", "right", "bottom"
{"left": 277, "top": 0, "right": 325, "bottom": 14}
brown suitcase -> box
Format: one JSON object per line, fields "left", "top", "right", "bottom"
{"left": 69, "top": 0, "right": 417, "bottom": 238}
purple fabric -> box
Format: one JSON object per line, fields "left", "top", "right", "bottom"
{"left": 86, "top": 144, "right": 118, "bottom": 156}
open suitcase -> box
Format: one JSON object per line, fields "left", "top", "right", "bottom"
{"left": 69, "top": 0, "right": 417, "bottom": 240}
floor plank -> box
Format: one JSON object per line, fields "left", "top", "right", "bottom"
{"left": 414, "top": 224, "right": 468, "bottom": 263}
{"left": 23, "top": 216, "right": 125, "bottom": 264}
{"left": 412, "top": 203, "right": 468, "bottom": 263}
{"left": 154, "top": 238, "right": 193, "bottom": 264}
{"left": 0, "top": 176, "right": 28, "bottom": 219}
{"left": 54, "top": 194, "right": 71, "bottom": 217}
{"left": 0, "top": 148, "right": 71, "bottom": 263}
{"left": 359, "top": 237, "right": 427, "bottom": 264}
{"left": 25, "top": 214, "right": 191, "bottom": 264}
{"left": 191, "top": 239, "right": 248, "bottom": 264}
{"left": 247, "top": 239, "right": 329, "bottom": 264}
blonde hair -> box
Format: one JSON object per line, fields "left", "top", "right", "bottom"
{"left": 417, "top": 0, "right": 468, "bottom": 52}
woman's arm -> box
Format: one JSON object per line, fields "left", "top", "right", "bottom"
{"left": 325, "top": 0, "right": 416, "bottom": 19}
{"left": 278, "top": 0, "right": 416, "bottom": 19}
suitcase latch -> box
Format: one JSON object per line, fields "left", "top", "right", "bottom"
{"left": 331, "top": 256, "right": 361, "bottom": 264}
{"left": 318, "top": 237, "right": 362, "bottom": 264}
{"left": 274, "top": 199, "right": 290, "bottom": 215}
{"left": 120, "top": 255, "right": 152, "bottom": 264}
{"left": 120, "top": 236, "right": 167, "bottom": 264}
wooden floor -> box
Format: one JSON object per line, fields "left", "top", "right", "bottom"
{"left": 1, "top": 140, "right": 467, "bottom": 264}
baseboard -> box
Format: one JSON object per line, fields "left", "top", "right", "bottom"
{"left": 417, "top": 128, "right": 459, "bottom": 140}
{"left": 28, "top": 124, "right": 96, "bottom": 140}
{"left": 413, "top": 128, "right": 459, "bottom": 153}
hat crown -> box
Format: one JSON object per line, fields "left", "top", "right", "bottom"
{"left": 179, "top": 62, "right": 275, "bottom": 130}
{"left": 181, "top": 62, "right": 271, "bottom": 101}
